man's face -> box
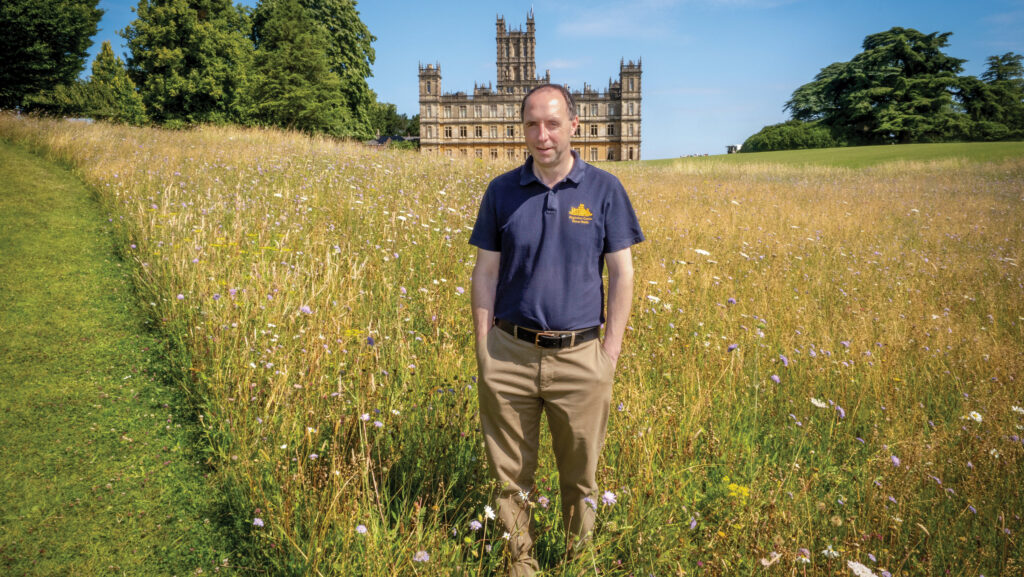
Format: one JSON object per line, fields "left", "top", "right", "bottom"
{"left": 522, "top": 88, "right": 578, "bottom": 172}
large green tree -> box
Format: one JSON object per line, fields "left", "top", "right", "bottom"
{"left": 249, "top": 0, "right": 351, "bottom": 135}
{"left": 0, "top": 0, "right": 103, "bottom": 108}
{"left": 252, "top": 0, "right": 376, "bottom": 138}
{"left": 122, "top": 0, "right": 253, "bottom": 124}
{"left": 779, "top": 28, "right": 969, "bottom": 146}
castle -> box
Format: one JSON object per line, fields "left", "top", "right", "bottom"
{"left": 418, "top": 11, "right": 642, "bottom": 162}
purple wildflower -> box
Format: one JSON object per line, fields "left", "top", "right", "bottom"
{"left": 780, "top": 354, "right": 789, "bottom": 367}
{"left": 253, "top": 517, "right": 264, "bottom": 527}
{"left": 727, "top": 297, "right": 737, "bottom": 305}
{"left": 413, "top": 550, "right": 430, "bottom": 562}
{"left": 727, "top": 344, "right": 738, "bottom": 352}
{"left": 835, "top": 405, "right": 846, "bottom": 419}
{"left": 770, "top": 374, "right": 780, "bottom": 384}
{"left": 840, "top": 340, "right": 851, "bottom": 349}
{"left": 469, "top": 520, "right": 482, "bottom": 531}
{"left": 689, "top": 517, "right": 697, "bottom": 530}
{"left": 891, "top": 455, "right": 901, "bottom": 467}
{"left": 356, "top": 524, "right": 367, "bottom": 534}
{"left": 366, "top": 336, "right": 375, "bottom": 346}
{"left": 300, "top": 305, "right": 312, "bottom": 314}
{"left": 601, "top": 490, "right": 617, "bottom": 506}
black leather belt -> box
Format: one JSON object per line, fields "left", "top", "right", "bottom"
{"left": 495, "top": 318, "right": 600, "bottom": 349}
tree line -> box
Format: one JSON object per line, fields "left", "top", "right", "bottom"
{"left": 0, "top": 0, "right": 417, "bottom": 141}
{"left": 742, "top": 28, "right": 1024, "bottom": 152}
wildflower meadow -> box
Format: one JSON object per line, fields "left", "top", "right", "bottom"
{"left": 1, "top": 114, "right": 1021, "bottom": 576}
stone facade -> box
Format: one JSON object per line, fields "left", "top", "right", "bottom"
{"left": 418, "top": 11, "right": 642, "bottom": 162}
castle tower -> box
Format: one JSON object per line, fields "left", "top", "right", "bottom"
{"left": 496, "top": 11, "right": 543, "bottom": 95}
{"left": 619, "top": 59, "right": 642, "bottom": 160}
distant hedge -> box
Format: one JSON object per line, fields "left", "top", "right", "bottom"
{"left": 741, "top": 120, "right": 841, "bottom": 153}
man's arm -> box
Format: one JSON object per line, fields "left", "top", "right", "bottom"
{"left": 471, "top": 248, "right": 502, "bottom": 342}
{"left": 602, "top": 247, "right": 635, "bottom": 368}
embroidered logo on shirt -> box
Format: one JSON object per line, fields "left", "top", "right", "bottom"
{"left": 568, "top": 203, "right": 593, "bottom": 224}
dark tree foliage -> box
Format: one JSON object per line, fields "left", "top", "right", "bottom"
{"left": 759, "top": 28, "right": 1024, "bottom": 151}
{"left": 368, "top": 102, "right": 418, "bottom": 137}
{"left": 0, "top": 0, "right": 103, "bottom": 109}
{"left": 252, "top": 0, "right": 376, "bottom": 138}
{"left": 249, "top": 0, "right": 351, "bottom": 135}
{"left": 122, "top": 0, "right": 253, "bottom": 125}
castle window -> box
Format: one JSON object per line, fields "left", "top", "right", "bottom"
{"left": 444, "top": 106, "right": 451, "bottom": 118}
{"left": 424, "top": 105, "right": 432, "bottom": 118}
{"left": 425, "top": 126, "right": 433, "bottom": 138}
{"left": 426, "top": 81, "right": 431, "bottom": 94}
{"left": 444, "top": 126, "right": 452, "bottom": 138}
{"left": 629, "top": 78, "right": 634, "bottom": 91}
{"left": 591, "top": 103, "right": 598, "bottom": 116}
{"left": 607, "top": 148, "right": 615, "bottom": 160}
{"left": 607, "top": 124, "right": 615, "bottom": 136}
{"left": 476, "top": 149, "right": 483, "bottom": 158}
{"left": 506, "top": 104, "right": 515, "bottom": 118}
{"left": 628, "top": 102, "right": 634, "bottom": 115}
{"left": 460, "top": 149, "right": 468, "bottom": 156}
{"left": 474, "top": 105, "right": 482, "bottom": 118}
{"left": 590, "top": 148, "right": 598, "bottom": 161}
{"left": 459, "top": 106, "right": 467, "bottom": 118}
{"left": 628, "top": 146, "right": 634, "bottom": 160}
{"left": 490, "top": 149, "right": 498, "bottom": 159}
{"left": 489, "top": 126, "right": 498, "bottom": 138}
{"left": 459, "top": 126, "right": 468, "bottom": 138}
{"left": 475, "top": 126, "right": 483, "bottom": 138}
{"left": 608, "top": 103, "right": 615, "bottom": 116}
{"left": 506, "top": 125, "right": 515, "bottom": 137}
{"left": 574, "top": 125, "right": 580, "bottom": 137}
{"left": 507, "top": 149, "right": 515, "bottom": 159}
{"left": 490, "top": 105, "right": 497, "bottom": 117}
{"left": 590, "top": 124, "right": 598, "bottom": 137}
{"left": 628, "top": 123, "right": 634, "bottom": 136}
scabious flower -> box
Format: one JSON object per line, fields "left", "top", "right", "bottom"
{"left": 356, "top": 524, "right": 367, "bottom": 534}
{"left": 601, "top": 490, "right": 617, "bottom": 506}
{"left": 300, "top": 305, "right": 312, "bottom": 314}
{"left": 469, "top": 520, "right": 482, "bottom": 531}
{"left": 360, "top": 413, "right": 370, "bottom": 421}
{"left": 780, "top": 354, "right": 789, "bottom": 367}
{"left": 537, "top": 496, "right": 550, "bottom": 509}
{"left": 771, "top": 374, "right": 780, "bottom": 384}
{"left": 727, "top": 344, "right": 738, "bottom": 352}
{"left": 413, "top": 550, "right": 429, "bottom": 562}
{"left": 836, "top": 405, "right": 846, "bottom": 419}
{"left": 584, "top": 496, "right": 597, "bottom": 510}
{"left": 890, "top": 455, "right": 901, "bottom": 467}
{"left": 253, "top": 517, "right": 264, "bottom": 527}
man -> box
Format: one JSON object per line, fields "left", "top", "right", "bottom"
{"left": 469, "top": 83, "right": 644, "bottom": 575}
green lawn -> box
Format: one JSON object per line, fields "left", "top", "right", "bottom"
{"left": 646, "top": 140, "right": 1024, "bottom": 168}
{"left": 0, "top": 141, "right": 240, "bottom": 576}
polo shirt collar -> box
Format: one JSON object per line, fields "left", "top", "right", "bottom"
{"left": 519, "top": 150, "right": 587, "bottom": 187}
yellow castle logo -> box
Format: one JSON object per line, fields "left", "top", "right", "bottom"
{"left": 568, "top": 203, "right": 593, "bottom": 224}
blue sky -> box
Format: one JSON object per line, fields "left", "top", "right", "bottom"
{"left": 87, "top": 0, "right": 1023, "bottom": 158}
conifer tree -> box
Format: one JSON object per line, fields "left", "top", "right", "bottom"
{"left": 90, "top": 41, "right": 147, "bottom": 124}
{"left": 250, "top": 0, "right": 350, "bottom": 135}
{"left": 0, "top": 0, "right": 103, "bottom": 108}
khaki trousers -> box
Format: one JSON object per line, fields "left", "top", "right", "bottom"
{"left": 476, "top": 325, "right": 615, "bottom": 576}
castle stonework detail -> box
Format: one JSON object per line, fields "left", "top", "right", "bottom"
{"left": 419, "top": 12, "right": 642, "bottom": 162}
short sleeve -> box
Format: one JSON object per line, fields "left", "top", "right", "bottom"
{"left": 603, "top": 181, "right": 644, "bottom": 254}
{"left": 469, "top": 182, "right": 501, "bottom": 251}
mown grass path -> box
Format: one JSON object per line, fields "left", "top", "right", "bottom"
{"left": 0, "top": 141, "right": 239, "bottom": 576}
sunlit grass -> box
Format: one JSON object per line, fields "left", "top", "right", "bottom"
{"left": 2, "top": 114, "right": 1021, "bottom": 576}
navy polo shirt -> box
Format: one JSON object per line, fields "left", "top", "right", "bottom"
{"left": 469, "top": 151, "right": 645, "bottom": 331}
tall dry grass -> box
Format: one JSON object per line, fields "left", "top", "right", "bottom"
{"left": 2, "top": 114, "right": 1021, "bottom": 576}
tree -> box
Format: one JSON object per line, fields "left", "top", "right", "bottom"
{"left": 249, "top": 0, "right": 350, "bottom": 135}
{"left": 89, "top": 41, "right": 147, "bottom": 124}
{"left": 122, "top": 0, "right": 253, "bottom": 125}
{"left": 253, "top": 0, "right": 376, "bottom": 138}
{"left": 0, "top": 0, "right": 103, "bottom": 108}
{"left": 779, "top": 28, "right": 968, "bottom": 145}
